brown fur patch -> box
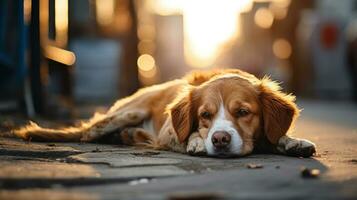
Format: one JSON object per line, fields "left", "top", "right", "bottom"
{"left": 168, "top": 87, "right": 196, "bottom": 143}
{"left": 259, "top": 77, "right": 299, "bottom": 144}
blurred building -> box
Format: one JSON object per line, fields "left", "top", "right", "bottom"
{"left": 141, "top": 0, "right": 357, "bottom": 100}
{"left": 0, "top": 0, "right": 139, "bottom": 118}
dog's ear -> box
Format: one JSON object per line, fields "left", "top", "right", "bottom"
{"left": 168, "top": 87, "right": 196, "bottom": 143}
{"left": 259, "top": 78, "right": 299, "bottom": 144}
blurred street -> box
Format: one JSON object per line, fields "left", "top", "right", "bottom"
{"left": 0, "top": 100, "right": 356, "bottom": 200}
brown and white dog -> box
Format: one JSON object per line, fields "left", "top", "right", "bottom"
{"left": 15, "top": 69, "right": 316, "bottom": 157}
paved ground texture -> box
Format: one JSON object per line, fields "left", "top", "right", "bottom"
{"left": 0, "top": 100, "right": 356, "bottom": 200}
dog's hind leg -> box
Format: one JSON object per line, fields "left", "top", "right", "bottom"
{"left": 80, "top": 109, "right": 150, "bottom": 142}
{"left": 119, "top": 127, "right": 155, "bottom": 146}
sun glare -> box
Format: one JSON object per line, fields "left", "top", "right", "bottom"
{"left": 148, "top": 0, "right": 252, "bottom": 68}
{"left": 183, "top": 1, "right": 251, "bottom": 68}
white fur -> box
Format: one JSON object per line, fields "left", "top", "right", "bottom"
{"left": 277, "top": 135, "right": 316, "bottom": 153}
{"left": 142, "top": 118, "right": 155, "bottom": 135}
{"left": 205, "top": 103, "right": 243, "bottom": 156}
{"left": 187, "top": 136, "right": 206, "bottom": 154}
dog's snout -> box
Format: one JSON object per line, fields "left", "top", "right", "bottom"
{"left": 211, "top": 131, "right": 231, "bottom": 149}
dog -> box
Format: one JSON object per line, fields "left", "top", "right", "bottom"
{"left": 14, "top": 69, "right": 316, "bottom": 157}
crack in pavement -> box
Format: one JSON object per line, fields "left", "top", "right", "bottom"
{"left": 0, "top": 176, "right": 167, "bottom": 190}
{"left": 0, "top": 149, "right": 83, "bottom": 159}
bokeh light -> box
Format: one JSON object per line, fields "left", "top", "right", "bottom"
{"left": 272, "top": 38, "right": 292, "bottom": 59}
{"left": 254, "top": 8, "right": 274, "bottom": 29}
{"left": 137, "top": 54, "right": 158, "bottom": 85}
{"left": 45, "top": 45, "right": 76, "bottom": 65}
{"left": 137, "top": 54, "right": 156, "bottom": 72}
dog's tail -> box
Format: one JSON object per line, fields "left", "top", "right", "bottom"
{"left": 13, "top": 112, "right": 109, "bottom": 142}
{"left": 13, "top": 121, "right": 85, "bottom": 142}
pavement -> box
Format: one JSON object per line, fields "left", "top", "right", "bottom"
{"left": 0, "top": 100, "right": 356, "bottom": 200}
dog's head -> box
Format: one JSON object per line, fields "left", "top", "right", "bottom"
{"left": 169, "top": 73, "right": 299, "bottom": 157}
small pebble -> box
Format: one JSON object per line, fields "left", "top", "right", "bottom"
{"left": 246, "top": 163, "right": 263, "bottom": 169}
{"left": 129, "top": 178, "right": 149, "bottom": 186}
{"left": 301, "top": 167, "right": 320, "bottom": 178}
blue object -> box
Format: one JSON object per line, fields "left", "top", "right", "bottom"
{"left": 0, "top": 0, "right": 27, "bottom": 97}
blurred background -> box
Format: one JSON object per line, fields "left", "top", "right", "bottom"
{"left": 0, "top": 0, "right": 357, "bottom": 119}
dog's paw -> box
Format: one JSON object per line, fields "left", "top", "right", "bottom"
{"left": 186, "top": 137, "right": 207, "bottom": 156}
{"left": 279, "top": 136, "right": 316, "bottom": 157}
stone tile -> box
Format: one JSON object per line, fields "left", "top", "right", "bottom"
{"left": 0, "top": 158, "right": 99, "bottom": 178}
{"left": 97, "top": 165, "right": 188, "bottom": 178}
{"left": 68, "top": 152, "right": 183, "bottom": 168}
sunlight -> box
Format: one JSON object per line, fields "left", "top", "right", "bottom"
{"left": 184, "top": 0, "right": 252, "bottom": 68}
{"left": 183, "top": 1, "right": 243, "bottom": 67}
{"left": 148, "top": 0, "right": 252, "bottom": 68}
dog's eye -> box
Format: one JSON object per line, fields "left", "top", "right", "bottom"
{"left": 200, "top": 111, "right": 211, "bottom": 119}
{"left": 235, "top": 109, "right": 250, "bottom": 117}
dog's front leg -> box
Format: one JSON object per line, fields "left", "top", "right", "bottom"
{"left": 186, "top": 132, "right": 207, "bottom": 156}
{"left": 276, "top": 135, "right": 316, "bottom": 157}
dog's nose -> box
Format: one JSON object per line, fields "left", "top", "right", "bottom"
{"left": 211, "top": 131, "right": 231, "bottom": 149}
